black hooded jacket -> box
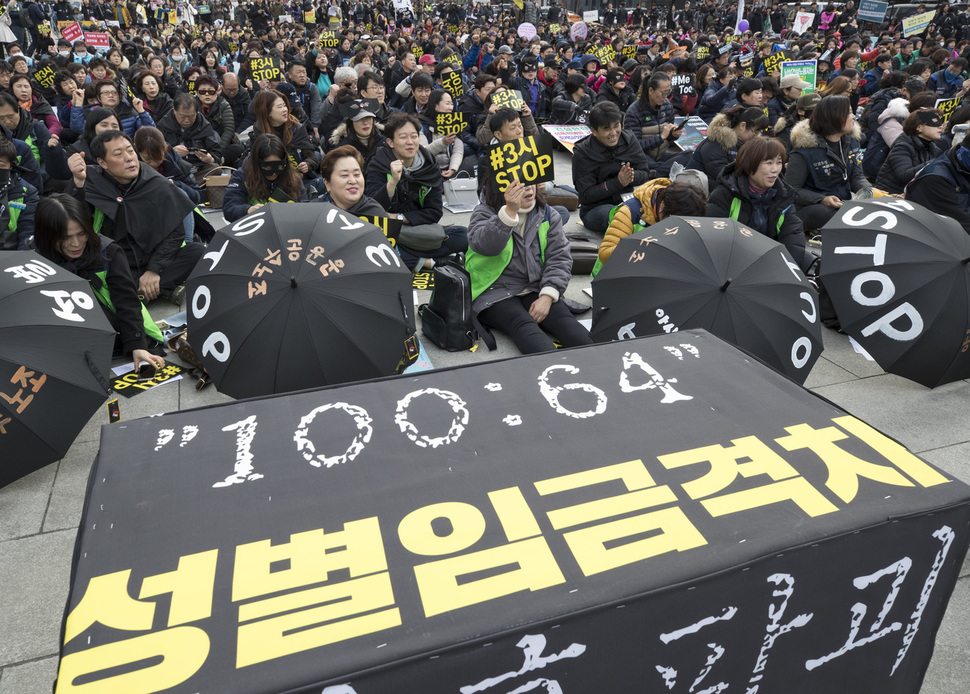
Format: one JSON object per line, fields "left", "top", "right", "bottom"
{"left": 364, "top": 145, "right": 444, "bottom": 227}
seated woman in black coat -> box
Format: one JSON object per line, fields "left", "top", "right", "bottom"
{"left": 33, "top": 193, "right": 167, "bottom": 372}
{"left": 875, "top": 108, "right": 946, "bottom": 195}
{"left": 708, "top": 137, "right": 817, "bottom": 274}
{"left": 687, "top": 105, "right": 768, "bottom": 191}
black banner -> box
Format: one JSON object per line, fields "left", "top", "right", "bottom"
{"left": 56, "top": 332, "right": 970, "bottom": 693}
{"left": 485, "top": 132, "right": 555, "bottom": 193}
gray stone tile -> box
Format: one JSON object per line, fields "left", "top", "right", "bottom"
{"left": 922, "top": 577, "right": 970, "bottom": 693}
{"left": 0, "top": 530, "right": 75, "bottom": 665}
{"left": 812, "top": 375, "right": 970, "bottom": 454}
{"left": 42, "top": 440, "right": 99, "bottom": 533}
{"left": 919, "top": 442, "right": 970, "bottom": 487}
{"left": 804, "top": 356, "right": 858, "bottom": 389}
{"left": 817, "top": 328, "right": 888, "bottom": 379}
{"left": 0, "top": 656, "right": 58, "bottom": 694}
{"left": 0, "top": 465, "right": 56, "bottom": 541}
{"left": 177, "top": 377, "right": 235, "bottom": 411}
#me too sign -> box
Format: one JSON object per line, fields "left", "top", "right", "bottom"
{"left": 54, "top": 331, "right": 970, "bottom": 693}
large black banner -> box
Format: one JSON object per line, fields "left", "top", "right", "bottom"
{"left": 56, "top": 331, "right": 970, "bottom": 693}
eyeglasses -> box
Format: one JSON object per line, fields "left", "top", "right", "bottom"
{"left": 100, "top": 90, "right": 118, "bottom": 97}
{"left": 344, "top": 81, "right": 357, "bottom": 88}
{"left": 197, "top": 89, "right": 216, "bottom": 95}
{"left": 655, "top": 89, "right": 672, "bottom": 97}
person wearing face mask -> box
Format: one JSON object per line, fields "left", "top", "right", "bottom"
{"left": 72, "top": 43, "right": 93, "bottom": 65}
{"left": 221, "top": 133, "right": 309, "bottom": 223}
{"left": 0, "top": 136, "right": 37, "bottom": 250}
{"left": 708, "top": 137, "right": 816, "bottom": 274}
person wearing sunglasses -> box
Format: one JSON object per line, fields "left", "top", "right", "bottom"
{"left": 222, "top": 133, "right": 309, "bottom": 223}
{"left": 194, "top": 75, "right": 244, "bottom": 168}
{"left": 510, "top": 59, "right": 548, "bottom": 120}
{"left": 686, "top": 106, "right": 769, "bottom": 192}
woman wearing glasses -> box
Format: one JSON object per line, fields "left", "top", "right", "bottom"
{"left": 687, "top": 106, "right": 769, "bottom": 192}
{"left": 222, "top": 134, "right": 309, "bottom": 223}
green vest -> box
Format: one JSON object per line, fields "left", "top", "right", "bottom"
{"left": 729, "top": 196, "right": 785, "bottom": 237}
{"left": 24, "top": 133, "right": 39, "bottom": 170}
{"left": 91, "top": 269, "right": 166, "bottom": 344}
{"left": 6, "top": 197, "right": 23, "bottom": 233}
{"left": 466, "top": 211, "right": 550, "bottom": 302}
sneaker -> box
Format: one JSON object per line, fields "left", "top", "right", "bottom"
{"left": 162, "top": 285, "right": 186, "bottom": 306}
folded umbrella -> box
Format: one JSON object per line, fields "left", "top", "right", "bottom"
{"left": 591, "top": 216, "right": 823, "bottom": 384}
{"left": 186, "top": 203, "right": 416, "bottom": 399}
{"left": 821, "top": 199, "right": 970, "bottom": 388}
{"left": 0, "top": 251, "right": 115, "bottom": 487}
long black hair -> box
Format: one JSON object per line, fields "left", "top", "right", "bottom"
{"left": 34, "top": 193, "right": 101, "bottom": 266}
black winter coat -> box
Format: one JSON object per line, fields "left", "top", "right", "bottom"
{"left": 875, "top": 133, "right": 945, "bottom": 195}
{"left": 708, "top": 163, "right": 814, "bottom": 272}
{"left": 571, "top": 130, "right": 652, "bottom": 221}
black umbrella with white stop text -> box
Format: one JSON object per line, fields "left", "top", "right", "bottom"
{"left": 590, "top": 216, "right": 823, "bottom": 384}
{"left": 821, "top": 198, "right": 970, "bottom": 388}
{"left": 0, "top": 251, "right": 115, "bottom": 487}
{"left": 185, "top": 203, "right": 416, "bottom": 399}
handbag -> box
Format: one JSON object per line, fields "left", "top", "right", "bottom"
{"left": 398, "top": 223, "right": 448, "bottom": 252}
{"left": 419, "top": 255, "right": 495, "bottom": 352}
{"left": 443, "top": 171, "right": 479, "bottom": 213}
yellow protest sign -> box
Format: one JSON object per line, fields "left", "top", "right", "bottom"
{"left": 434, "top": 112, "right": 468, "bottom": 135}
{"left": 485, "top": 134, "right": 555, "bottom": 193}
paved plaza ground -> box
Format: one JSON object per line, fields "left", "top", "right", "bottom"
{"left": 1, "top": 149, "right": 968, "bottom": 692}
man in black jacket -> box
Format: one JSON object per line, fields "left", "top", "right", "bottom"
{"left": 221, "top": 73, "right": 252, "bottom": 134}
{"left": 365, "top": 112, "right": 467, "bottom": 270}
{"left": 67, "top": 131, "right": 203, "bottom": 303}
{"left": 157, "top": 93, "right": 223, "bottom": 184}
{"left": 572, "top": 102, "right": 652, "bottom": 233}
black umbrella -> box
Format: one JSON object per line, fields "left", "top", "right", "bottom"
{"left": 0, "top": 251, "right": 115, "bottom": 487}
{"left": 186, "top": 203, "right": 416, "bottom": 399}
{"left": 591, "top": 216, "right": 823, "bottom": 384}
{"left": 821, "top": 199, "right": 970, "bottom": 388}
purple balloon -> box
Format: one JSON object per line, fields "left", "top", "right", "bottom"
{"left": 738, "top": 19, "right": 750, "bottom": 32}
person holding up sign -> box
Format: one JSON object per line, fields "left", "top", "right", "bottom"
{"left": 573, "top": 101, "right": 652, "bottom": 233}
{"left": 466, "top": 172, "right": 592, "bottom": 355}
{"left": 423, "top": 89, "right": 472, "bottom": 179}
{"left": 876, "top": 109, "right": 946, "bottom": 195}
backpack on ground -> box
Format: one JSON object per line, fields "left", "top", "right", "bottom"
{"left": 419, "top": 255, "right": 495, "bottom": 352}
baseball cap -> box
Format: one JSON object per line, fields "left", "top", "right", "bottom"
{"left": 566, "top": 59, "right": 582, "bottom": 71}
{"left": 419, "top": 54, "right": 437, "bottom": 64}
{"left": 780, "top": 75, "right": 811, "bottom": 90}
{"left": 498, "top": 46, "right": 513, "bottom": 55}
{"left": 796, "top": 92, "right": 821, "bottom": 110}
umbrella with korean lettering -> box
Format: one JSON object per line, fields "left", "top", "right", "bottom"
{"left": 590, "top": 217, "right": 823, "bottom": 384}
{"left": 0, "top": 251, "right": 115, "bottom": 488}
{"left": 185, "top": 203, "right": 416, "bottom": 399}
{"left": 820, "top": 199, "right": 970, "bottom": 388}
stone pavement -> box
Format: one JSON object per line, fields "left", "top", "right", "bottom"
{"left": 1, "top": 149, "right": 968, "bottom": 692}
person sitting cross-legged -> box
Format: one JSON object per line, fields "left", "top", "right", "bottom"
{"left": 67, "top": 130, "right": 204, "bottom": 304}
{"left": 467, "top": 170, "right": 594, "bottom": 355}
{"left": 364, "top": 111, "right": 467, "bottom": 271}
